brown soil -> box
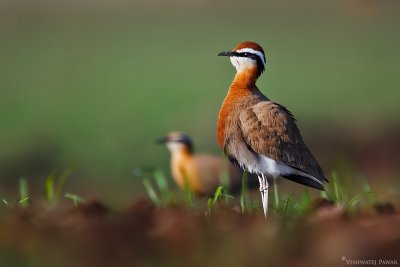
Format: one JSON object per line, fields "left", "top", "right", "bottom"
{"left": 0, "top": 199, "right": 399, "bottom": 267}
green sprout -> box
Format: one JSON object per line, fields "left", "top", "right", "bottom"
{"left": 19, "top": 177, "right": 29, "bottom": 208}
{"left": 206, "top": 186, "right": 234, "bottom": 215}
{"left": 239, "top": 173, "right": 257, "bottom": 213}
{"left": 142, "top": 178, "right": 161, "bottom": 206}
{"left": 141, "top": 169, "right": 175, "bottom": 207}
{"left": 64, "top": 193, "right": 86, "bottom": 207}
{"left": 273, "top": 179, "right": 280, "bottom": 210}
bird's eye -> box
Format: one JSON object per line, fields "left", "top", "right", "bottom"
{"left": 243, "top": 52, "right": 250, "bottom": 56}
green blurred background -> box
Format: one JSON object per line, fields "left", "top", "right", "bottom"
{"left": 1, "top": 0, "right": 399, "bottom": 206}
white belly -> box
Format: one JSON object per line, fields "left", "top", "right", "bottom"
{"left": 241, "top": 155, "right": 293, "bottom": 177}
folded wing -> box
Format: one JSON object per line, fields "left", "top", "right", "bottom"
{"left": 239, "top": 101, "right": 327, "bottom": 190}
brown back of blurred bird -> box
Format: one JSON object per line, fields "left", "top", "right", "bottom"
{"left": 157, "top": 132, "right": 254, "bottom": 195}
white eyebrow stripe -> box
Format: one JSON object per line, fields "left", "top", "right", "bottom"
{"left": 236, "top": 48, "right": 266, "bottom": 66}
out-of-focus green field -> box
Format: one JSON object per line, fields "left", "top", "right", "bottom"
{"left": 0, "top": 0, "right": 399, "bottom": 204}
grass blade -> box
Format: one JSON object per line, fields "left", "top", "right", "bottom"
{"left": 18, "top": 197, "right": 30, "bottom": 206}
{"left": 45, "top": 172, "right": 56, "bottom": 205}
{"left": 346, "top": 194, "right": 361, "bottom": 214}
{"left": 142, "top": 178, "right": 160, "bottom": 206}
{"left": 212, "top": 186, "right": 223, "bottom": 204}
{"left": 55, "top": 168, "right": 74, "bottom": 200}
{"left": 363, "top": 184, "right": 375, "bottom": 206}
{"left": 294, "top": 189, "right": 312, "bottom": 214}
{"left": 240, "top": 173, "right": 247, "bottom": 213}
{"left": 282, "top": 192, "right": 293, "bottom": 216}
{"left": 19, "top": 177, "right": 29, "bottom": 208}
{"left": 2, "top": 198, "right": 11, "bottom": 206}
{"left": 64, "top": 193, "right": 86, "bottom": 207}
{"left": 154, "top": 169, "right": 169, "bottom": 203}
{"left": 273, "top": 179, "right": 279, "bottom": 209}
{"left": 331, "top": 172, "right": 341, "bottom": 204}
{"left": 206, "top": 185, "right": 224, "bottom": 215}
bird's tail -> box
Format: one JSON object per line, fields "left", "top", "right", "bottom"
{"left": 282, "top": 174, "right": 325, "bottom": 190}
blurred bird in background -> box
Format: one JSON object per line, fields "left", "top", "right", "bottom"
{"left": 217, "top": 42, "right": 328, "bottom": 216}
{"left": 157, "top": 132, "right": 255, "bottom": 195}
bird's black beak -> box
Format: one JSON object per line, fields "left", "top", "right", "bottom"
{"left": 218, "top": 51, "right": 234, "bottom": 57}
{"left": 156, "top": 137, "right": 168, "bottom": 144}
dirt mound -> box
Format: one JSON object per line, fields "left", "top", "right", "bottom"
{"left": 0, "top": 199, "right": 399, "bottom": 267}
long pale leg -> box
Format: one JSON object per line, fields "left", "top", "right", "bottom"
{"left": 258, "top": 174, "right": 269, "bottom": 218}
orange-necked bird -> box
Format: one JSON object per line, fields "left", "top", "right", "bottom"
{"left": 217, "top": 42, "right": 328, "bottom": 216}
{"left": 157, "top": 132, "right": 252, "bottom": 195}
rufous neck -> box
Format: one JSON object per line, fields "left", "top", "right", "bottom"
{"left": 171, "top": 147, "right": 192, "bottom": 160}
{"left": 231, "top": 67, "right": 259, "bottom": 88}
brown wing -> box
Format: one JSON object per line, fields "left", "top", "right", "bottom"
{"left": 239, "top": 101, "right": 327, "bottom": 184}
